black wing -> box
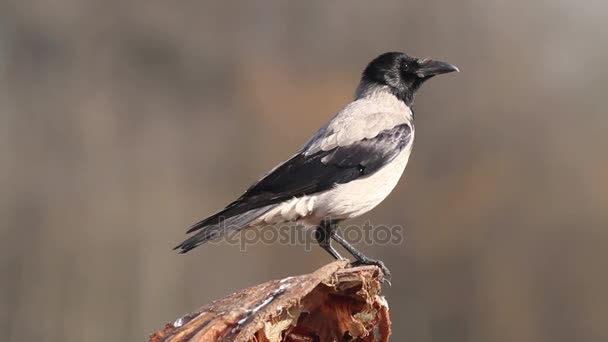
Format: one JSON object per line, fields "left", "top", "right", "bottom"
{"left": 185, "top": 123, "right": 412, "bottom": 233}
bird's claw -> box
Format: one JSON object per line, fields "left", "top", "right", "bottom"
{"left": 350, "top": 259, "right": 392, "bottom": 285}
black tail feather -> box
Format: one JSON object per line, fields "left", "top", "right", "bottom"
{"left": 174, "top": 205, "right": 276, "bottom": 253}
{"left": 185, "top": 209, "right": 230, "bottom": 234}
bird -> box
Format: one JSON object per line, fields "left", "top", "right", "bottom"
{"left": 174, "top": 52, "right": 458, "bottom": 277}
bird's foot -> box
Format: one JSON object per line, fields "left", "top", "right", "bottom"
{"left": 350, "top": 257, "right": 391, "bottom": 285}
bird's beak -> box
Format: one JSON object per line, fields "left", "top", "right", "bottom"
{"left": 415, "top": 59, "right": 459, "bottom": 78}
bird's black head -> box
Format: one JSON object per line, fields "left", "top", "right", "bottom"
{"left": 361, "top": 52, "right": 459, "bottom": 106}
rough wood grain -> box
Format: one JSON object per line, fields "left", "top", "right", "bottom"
{"left": 149, "top": 261, "right": 391, "bottom": 342}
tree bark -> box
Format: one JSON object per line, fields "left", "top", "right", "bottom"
{"left": 149, "top": 261, "right": 391, "bottom": 342}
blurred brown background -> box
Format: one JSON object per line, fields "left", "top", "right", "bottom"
{"left": 1, "top": 1, "right": 607, "bottom": 341}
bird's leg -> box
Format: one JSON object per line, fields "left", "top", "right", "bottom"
{"left": 314, "top": 220, "right": 345, "bottom": 260}
{"left": 331, "top": 233, "right": 391, "bottom": 280}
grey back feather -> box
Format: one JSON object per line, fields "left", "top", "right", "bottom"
{"left": 303, "top": 83, "right": 412, "bottom": 155}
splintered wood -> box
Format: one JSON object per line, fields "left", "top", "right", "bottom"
{"left": 149, "top": 261, "right": 391, "bottom": 342}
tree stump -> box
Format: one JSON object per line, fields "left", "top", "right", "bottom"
{"left": 149, "top": 261, "right": 391, "bottom": 342}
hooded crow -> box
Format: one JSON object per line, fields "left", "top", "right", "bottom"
{"left": 174, "top": 52, "right": 458, "bottom": 277}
